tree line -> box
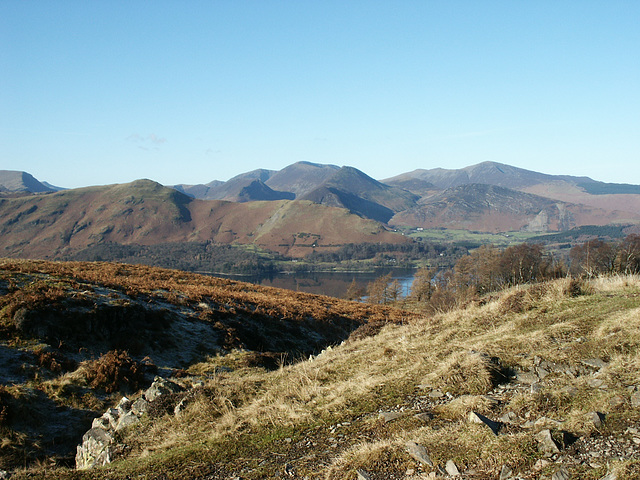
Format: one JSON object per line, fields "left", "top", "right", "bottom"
{"left": 304, "top": 242, "right": 467, "bottom": 268}
{"left": 65, "top": 241, "right": 279, "bottom": 275}
{"left": 361, "top": 234, "right": 640, "bottom": 311}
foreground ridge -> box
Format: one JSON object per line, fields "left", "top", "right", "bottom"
{"left": 1, "top": 261, "right": 640, "bottom": 479}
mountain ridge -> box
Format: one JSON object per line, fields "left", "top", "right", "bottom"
{"left": 0, "top": 179, "right": 405, "bottom": 260}
{"left": 0, "top": 170, "right": 56, "bottom": 194}
{"left": 4, "top": 161, "right": 640, "bottom": 245}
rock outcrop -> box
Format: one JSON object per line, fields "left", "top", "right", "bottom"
{"left": 76, "top": 377, "right": 184, "bottom": 469}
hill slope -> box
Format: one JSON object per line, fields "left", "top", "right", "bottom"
{"left": 389, "top": 184, "right": 640, "bottom": 232}
{"left": 0, "top": 180, "right": 405, "bottom": 260}
{"left": 0, "top": 259, "right": 411, "bottom": 471}
{"left": 5, "top": 267, "right": 640, "bottom": 479}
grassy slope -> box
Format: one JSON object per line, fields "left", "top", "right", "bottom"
{"left": 13, "top": 275, "right": 640, "bottom": 479}
{"left": 0, "top": 259, "right": 413, "bottom": 472}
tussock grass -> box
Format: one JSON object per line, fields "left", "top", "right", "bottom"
{"left": 6, "top": 271, "right": 640, "bottom": 479}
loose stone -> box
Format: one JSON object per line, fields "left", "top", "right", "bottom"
{"left": 536, "top": 429, "right": 561, "bottom": 455}
{"left": 405, "top": 441, "right": 434, "bottom": 466}
{"left": 445, "top": 460, "right": 461, "bottom": 477}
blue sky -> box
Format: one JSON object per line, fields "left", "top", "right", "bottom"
{"left": 1, "top": 1, "right": 639, "bottom": 188}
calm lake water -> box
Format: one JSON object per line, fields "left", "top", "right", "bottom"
{"left": 214, "top": 268, "right": 417, "bottom": 299}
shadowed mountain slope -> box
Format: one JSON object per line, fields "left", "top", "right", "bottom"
{"left": 301, "top": 166, "right": 419, "bottom": 223}
{"left": 173, "top": 169, "right": 278, "bottom": 201}
{"left": 172, "top": 180, "right": 224, "bottom": 199}
{"left": 170, "top": 162, "right": 418, "bottom": 224}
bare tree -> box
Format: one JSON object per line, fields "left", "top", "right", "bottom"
{"left": 411, "top": 266, "right": 436, "bottom": 302}
{"left": 366, "top": 273, "right": 396, "bottom": 304}
{"left": 569, "top": 239, "right": 618, "bottom": 277}
{"left": 344, "top": 278, "right": 365, "bottom": 301}
{"left": 617, "top": 234, "right": 640, "bottom": 274}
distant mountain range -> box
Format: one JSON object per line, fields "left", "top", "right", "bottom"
{"left": 0, "top": 170, "right": 63, "bottom": 194}
{"left": 171, "top": 161, "right": 640, "bottom": 231}
{"left": 1, "top": 161, "right": 639, "bottom": 261}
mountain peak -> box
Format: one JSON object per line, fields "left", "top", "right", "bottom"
{"left": 0, "top": 170, "right": 55, "bottom": 194}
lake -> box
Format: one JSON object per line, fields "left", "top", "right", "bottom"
{"left": 213, "top": 268, "right": 417, "bottom": 299}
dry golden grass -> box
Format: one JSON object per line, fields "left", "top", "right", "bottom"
{"left": 129, "top": 275, "right": 638, "bottom": 479}
{"left": 5, "top": 268, "right": 640, "bottom": 479}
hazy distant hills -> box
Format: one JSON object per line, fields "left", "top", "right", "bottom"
{"left": 176, "top": 162, "right": 418, "bottom": 223}
{"left": 382, "top": 161, "right": 640, "bottom": 194}
{"left": 383, "top": 161, "right": 640, "bottom": 230}
{"left": 0, "top": 170, "right": 61, "bottom": 194}
{"left": 383, "top": 162, "right": 582, "bottom": 191}
{"left": 2, "top": 160, "right": 640, "bottom": 263}
{"left": 173, "top": 162, "right": 338, "bottom": 201}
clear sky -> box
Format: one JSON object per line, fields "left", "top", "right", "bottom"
{"left": 1, "top": 1, "right": 639, "bottom": 188}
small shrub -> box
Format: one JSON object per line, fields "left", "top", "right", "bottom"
{"left": 427, "top": 287, "right": 461, "bottom": 313}
{"left": 146, "top": 392, "right": 186, "bottom": 419}
{"left": 83, "top": 350, "right": 146, "bottom": 393}
{"left": 566, "top": 278, "right": 588, "bottom": 297}
{"left": 33, "top": 348, "right": 77, "bottom": 373}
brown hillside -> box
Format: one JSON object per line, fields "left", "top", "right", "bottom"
{"left": 522, "top": 182, "right": 640, "bottom": 222}
{"left": 389, "top": 184, "right": 635, "bottom": 233}
{"left": 0, "top": 180, "right": 405, "bottom": 260}
{"left": 0, "top": 259, "right": 415, "bottom": 469}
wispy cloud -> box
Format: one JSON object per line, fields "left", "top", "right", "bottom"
{"left": 126, "top": 133, "right": 167, "bottom": 145}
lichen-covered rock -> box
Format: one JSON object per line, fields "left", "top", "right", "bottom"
{"left": 116, "top": 411, "right": 140, "bottom": 432}
{"left": 132, "top": 397, "right": 149, "bottom": 415}
{"left": 144, "top": 376, "right": 183, "bottom": 402}
{"left": 76, "top": 376, "right": 186, "bottom": 469}
{"left": 75, "top": 427, "right": 116, "bottom": 470}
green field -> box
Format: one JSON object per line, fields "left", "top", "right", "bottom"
{"left": 400, "top": 227, "right": 548, "bottom": 247}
